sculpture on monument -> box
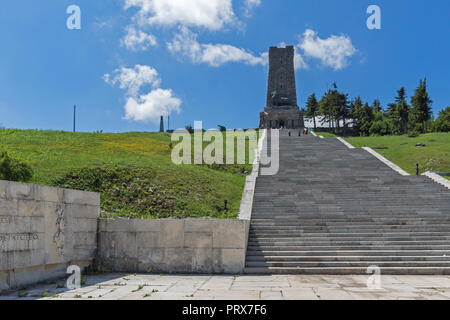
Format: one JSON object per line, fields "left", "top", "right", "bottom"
{"left": 271, "top": 90, "right": 291, "bottom": 107}
{"left": 259, "top": 46, "right": 304, "bottom": 129}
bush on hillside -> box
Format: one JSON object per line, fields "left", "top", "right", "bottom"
{"left": 407, "top": 129, "right": 420, "bottom": 138}
{"left": 0, "top": 149, "right": 33, "bottom": 182}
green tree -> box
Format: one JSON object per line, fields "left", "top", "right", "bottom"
{"left": 370, "top": 111, "right": 389, "bottom": 136}
{"left": 319, "top": 83, "right": 349, "bottom": 132}
{"left": 371, "top": 99, "right": 382, "bottom": 113}
{"left": 384, "top": 102, "right": 402, "bottom": 135}
{"left": 411, "top": 78, "right": 433, "bottom": 133}
{"left": 319, "top": 92, "right": 333, "bottom": 128}
{"left": 395, "top": 87, "right": 411, "bottom": 134}
{"left": 360, "top": 103, "right": 375, "bottom": 136}
{"left": 384, "top": 87, "right": 410, "bottom": 135}
{"left": 305, "top": 93, "right": 319, "bottom": 130}
{"left": 349, "top": 97, "right": 364, "bottom": 135}
{"left": 434, "top": 107, "right": 450, "bottom": 132}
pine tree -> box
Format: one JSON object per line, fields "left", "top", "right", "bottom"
{"left": 384, "top": 87, "right": 411, "bottom": 135}
{"left": 411, "top": 78, "right": 433, "bottom": 132}
{"left": 319, "top": 92, "right": 332, "bottom": 128}
{"left": 305, "top": 93, "right": 319, "bottom": 130}
{"left": 360, "top": 102, "right": 375, "bottom": 136}
{"left": 371, "top": 99, "right": 382, "bottom": 112}
{"left": 321, "top": 83, "right": 349, "bottom": 132}
{"left": 395, "top": 87, "right": 410, "bottom": 134}
{"left": 349, "top": 97, "right": 364, "bottom": 135}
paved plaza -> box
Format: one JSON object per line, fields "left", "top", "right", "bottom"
{"left": 1, "top": 274, "right": 450, "bottom": 300}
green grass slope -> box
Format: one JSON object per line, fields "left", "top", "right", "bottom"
{"left": 345, "top": 133, "right": 450, "bottom": 175}
{"left": 312, "top": 130, "right": 337, "bottom": 138}
{"left": 0, "top": 129, "right": 256, "bottom": 219}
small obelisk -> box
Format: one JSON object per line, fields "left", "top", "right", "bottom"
{"left": 159, "top": 115, "right": 164, "bottom": 133}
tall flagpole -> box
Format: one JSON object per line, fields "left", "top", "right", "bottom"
{"left": 73, "top": 105, "right": 76, "bottom": 133}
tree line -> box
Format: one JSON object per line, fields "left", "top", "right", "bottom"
{"left": 304, "top": 79, "right": 450, "bottom": 137}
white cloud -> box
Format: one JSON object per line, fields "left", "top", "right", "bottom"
{"left": 244, "top": 0, "right": 261, "bottom": 17}
{"left": 124, "top": 89, "right": 181, "bottom": 122}
{"left": 104, "top": 65, "right": 181, "bottom": 123}
{"left": 103, "top": 65, "right": 161, "bottom": 97}
{"left": 294, "top": 51, "right": 308, "bottom": 70}
{"left": 93, "top": 17, "right": 114, "bottom": 30}
{"left": 297, "top": 29, "right": 357, "bottom": 71}
{"left": 167, "top": 26, "right": 267, "bottom": 67}
{"left": 121, "top": 26, "right": 157, "bottom": 51}
{"left": 246, "top": 0, "right": 261, "bottom": 6}
{"left": 124, "top": 0, "right": 235, "bottom": 31}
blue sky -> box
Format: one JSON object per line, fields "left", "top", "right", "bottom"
{"left": 0, "top": 0, "right": 449, "bottom": 132}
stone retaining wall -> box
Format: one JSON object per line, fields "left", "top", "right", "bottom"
{"left": 0, "top": 180, "right": 100, "bottom": 291}
{"left": 1, "top": 175, "right": 254, "bottom": 290}
{"left": 97, "top": 219, "right": 250, "bottom": 274}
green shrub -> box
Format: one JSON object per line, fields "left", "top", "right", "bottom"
{"left": 0, "top": 149, "right": 33, "bottom": 182}
{"left": 407, "top": 123, "right": 422, "bottom": 138}
{"left": 408, "top": 129, "right": 421, "bottom": 138}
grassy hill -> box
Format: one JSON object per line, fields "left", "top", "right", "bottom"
{"left": 345, "top": 133, "right": 450, "bottom": 177}
{"left": 0, "top": 129, "right": 256, "bottom": 219}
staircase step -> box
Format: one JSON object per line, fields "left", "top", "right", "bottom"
{"left": 246, "top": 250, "right": 450, "bottom": 257}
{"left": 245, "top": 261, "right": 450, "bottom": 268}
{"left": 246, "top": 255, "right": 450, "bottom": 262}
{"left": 243, "top": 267, "right": 450, "bottom": 275}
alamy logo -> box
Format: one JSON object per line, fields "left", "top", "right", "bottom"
{"left": 367, "top": 5, "right": 381, "bottom": 30}
{"left": 66, "top": 265, "right": 81, "bottom": 290}
{"left": 366, "top": 265, "right": 382, "bottom": 289}
{"left": 66, "top": 5, "right": 81, "bottom": 30}
{"left": 171, "top": 121, "right": 279, "bottom": 176}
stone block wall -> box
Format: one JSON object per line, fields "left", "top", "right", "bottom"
{"left": 97, "top": 219, "right": 250, "bottom": 274}
{"left": 0, "top": 180, "right": 100, "bottom": 291}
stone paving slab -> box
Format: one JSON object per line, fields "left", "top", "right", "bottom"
{"left": 1, "top": 274, "right": 450, "bottom": 300}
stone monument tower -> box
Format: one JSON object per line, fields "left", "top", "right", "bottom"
{"left": 259, "top": 46, "right": 304, "bottom": 129}
{"left": 159, "top": 115, "right": 164, "bottom": 133}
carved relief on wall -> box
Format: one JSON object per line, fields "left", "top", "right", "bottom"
{"left": 53, "top": 204, "right": 66, "bottom": 257}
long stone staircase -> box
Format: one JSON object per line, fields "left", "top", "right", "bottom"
{"left": 244, "top": 130, "right": 450, "bottom": 274}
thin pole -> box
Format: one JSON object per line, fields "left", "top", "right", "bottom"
{"left": 73, "top": 105, "right": 76, "bottom": 133}
{"left": 167, "top": 114, "right": 170, "bottom": 132}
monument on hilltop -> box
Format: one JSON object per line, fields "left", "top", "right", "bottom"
{"left": 159, "top": 115, "right": 164, "bottom": 133}
{"left": 259, "top": 46, "right": 304, "bottom": 129}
